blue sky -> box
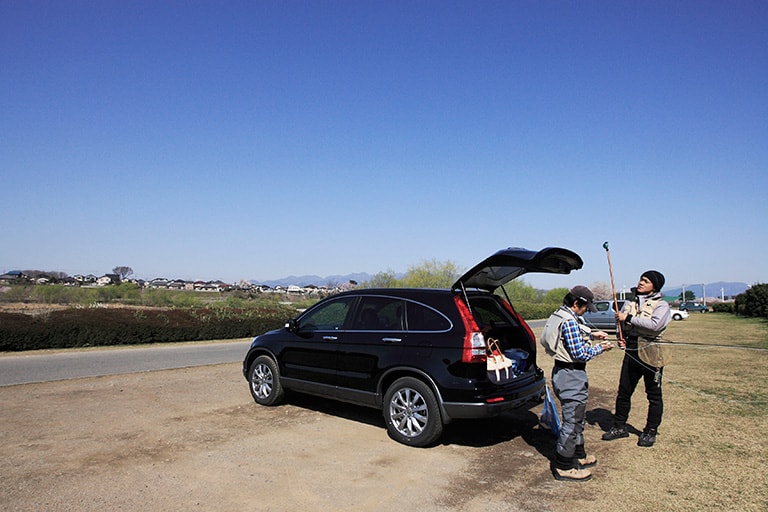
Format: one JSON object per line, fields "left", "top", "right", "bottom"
{"left": 2, "top": 1, "right": 766, "bottom": 291}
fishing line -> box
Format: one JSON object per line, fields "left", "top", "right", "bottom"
{"left": 654, "top": 338, "right": 768, "bottom": 351}
{"left": 623, "top": 338, "right": 768, "bottom": 352}
{"left": 609, "top": 341, "right": 768, "bottom": 405}
{"left": 580, "top": 313, "right": 767, "bottom": 351}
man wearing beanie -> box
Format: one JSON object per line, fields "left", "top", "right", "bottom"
{"left": 602, "top": 270, "right": 671, "bottom": 447}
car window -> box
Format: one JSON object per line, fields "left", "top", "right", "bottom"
{"left": 594, "top": 302, "right": 610, "bottom": 312}
{"left": 298, "top": 296, "right": 355, "bottom": 331}
{"left": 350, "top": 296, "right": 405, "bottom": 330}
{"left": 406, "top": 301, "right": 451, "bottom": 332}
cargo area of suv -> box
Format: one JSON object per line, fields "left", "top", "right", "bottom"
{"left": 243, "top": 246, "right": 584, "bottom": 446}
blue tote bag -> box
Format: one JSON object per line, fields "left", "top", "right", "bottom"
{"left": 540, "top": 385, "right": 561, "bottom": 437}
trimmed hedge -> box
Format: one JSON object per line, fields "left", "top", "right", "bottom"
{"left": 711, "top": 302, "right": 735, "bottom": 313}
{"left": 0, "top": 306, "right": 293, "bottom": 352}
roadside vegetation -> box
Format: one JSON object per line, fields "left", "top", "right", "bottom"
{"left": 0, "top": 284, "right": 308, "bottom": 352}
{"left": 2, "top": 260, "right": 763, "bottom": 352}
{"left": 364, "top": 260, "right": 569, "bottom": 319}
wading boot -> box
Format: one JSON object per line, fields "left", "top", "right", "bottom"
{"left": 577, "top": 454, "right": 597, "bottom": 468}
{"left": 552, "top": 466, "right": 593, "bottom": 482}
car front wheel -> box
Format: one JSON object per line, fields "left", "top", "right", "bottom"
{"left": 383, "top": 377, "right": 443, "bottom": 447}
{"left": 248, "top": 355, "right": 284, "bottom": 406}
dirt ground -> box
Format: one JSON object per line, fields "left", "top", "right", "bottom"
{"left": 2, "top": 321, "right": 766, "bottom": 511}
{"left": 1, "top": 361, "right": 562, "bottom": 512}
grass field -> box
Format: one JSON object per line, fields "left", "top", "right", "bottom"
{"left": 534, "top": 313, "right": 768, "bottom": 511}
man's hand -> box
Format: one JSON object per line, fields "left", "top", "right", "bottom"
{"left": 592, "top": 330, "right": 608, "bottom": 340}
{"left": 599, "top": 341, "right": 614, "bottom": 351}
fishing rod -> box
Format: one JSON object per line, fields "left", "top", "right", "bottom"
{"left": 602, "top": 241, "right": 625, "bottom": 346}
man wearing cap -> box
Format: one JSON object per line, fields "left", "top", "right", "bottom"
{"left": 541, "top": 285, "right": 613, "bottom": 481}
{"left": 602, "top": 270, "right": 671, "bottom": 447}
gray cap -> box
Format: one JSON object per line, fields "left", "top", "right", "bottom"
{"left": 570, "top": 285, "right": 597, "bottom": 312}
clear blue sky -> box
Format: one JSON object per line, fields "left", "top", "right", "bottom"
{"left": 2, "top": 1, "right": 766, "bottom": 291}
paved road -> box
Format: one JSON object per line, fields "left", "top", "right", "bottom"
{"left": 0, "top": 339, "right": 252, "bottom": 386}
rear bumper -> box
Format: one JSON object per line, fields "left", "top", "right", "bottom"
{"left": 440, "top": 376, "right": 546, "bottom": 421}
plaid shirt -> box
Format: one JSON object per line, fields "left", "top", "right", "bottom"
{"left": 560, "top": 308, "right": 604, "bottom": 362}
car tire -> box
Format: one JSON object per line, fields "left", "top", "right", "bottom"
{"left": 248, "top": 355, "right": 284, "bottom": 406}
{"left": 672, "top": 313, "right": 682, "bottom": 320}
{"left": 383, "top": 377, "right": 443, "bottom": 447}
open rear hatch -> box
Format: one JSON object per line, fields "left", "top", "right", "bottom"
{"left": 453, "top": 246, "right": 583, "bottom": 292}
{"left": 453, "top": 246, "right": 584, "bottom": 384}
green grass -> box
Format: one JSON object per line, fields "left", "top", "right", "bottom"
{"left": 663, "top": 312, "right": 768, "bottom": 348}
{"left": 0, "top": 283, "right": 317, "bottom": 310}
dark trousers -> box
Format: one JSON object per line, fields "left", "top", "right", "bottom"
{"left": 612, "top": 352, "right": 663, "bottom": 431}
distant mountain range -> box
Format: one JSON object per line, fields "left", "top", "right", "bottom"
{"left": 665, "top": 282, "right": 750, "bottom": 300}
{"left": 253, "top": 275, "right": 752, "bottom": 299}
{"left": 252, "top": 273, "right": 376, "bottom": 288}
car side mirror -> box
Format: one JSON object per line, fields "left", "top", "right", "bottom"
{"left": 285, "top": 318, "right": 298, "bottom": 332}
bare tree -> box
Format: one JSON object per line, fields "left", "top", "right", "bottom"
{"left": 112, "top": 266, "right": 134, "bottom": 280}
{"left": 589, "top": 281, "right": 613, "bottom": 300}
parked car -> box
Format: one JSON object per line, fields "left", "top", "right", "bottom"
{"left": 671, "top": 309, "right": 689, "bottom": 321}
{"left": 679, "top": 301, "right": 709, "bottom": 313}
{"left": 580, "top": 299, "right": 628, "bottom": 331}
{"left": 243, "top": 246, "right": 583, "bottom": 447}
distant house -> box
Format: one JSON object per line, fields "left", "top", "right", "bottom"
{"left": 74, "top": 274, "right": 98, "bottom": 285}
{"left": 148, "top": 278, "right": 170, "bottom": 289}
{"left": 96, "top": 274, "right": 120, "bottom": 286}
{"left": 0, "top": 270, "right": 25, "bottom": 284}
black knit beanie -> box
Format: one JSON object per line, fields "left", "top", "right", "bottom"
{"left": 641, "top": 270, "right": 665, "bottom": 292}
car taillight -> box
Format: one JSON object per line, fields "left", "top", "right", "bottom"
{"left": 454, "top": 295, "right": 486, "bottom": 363}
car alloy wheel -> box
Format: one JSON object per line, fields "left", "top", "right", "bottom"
{"left": 249, "top": 355, "right": 284, "bottom": 406}
{"left": 384, "top": 377, "right": 442, "bottom": 447}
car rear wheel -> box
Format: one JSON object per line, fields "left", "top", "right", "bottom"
{"left": 672, "top": 313, "right": 682, "bottom": 320}
{"left": 383, "top": 377, "right": 443, "bottom": 447}
{"left": 248, "top": 355, "right": 284, "bottom": 406}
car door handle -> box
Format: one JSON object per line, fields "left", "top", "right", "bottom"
{"left": 322, "top": 336, "right": 338, "bottom": 341}
{"left": 382, "top": 338, "right": 402, "bottom": 343}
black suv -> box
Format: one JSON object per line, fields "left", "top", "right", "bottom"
{"left": 243, "top": 246, "right": 583, "bottom": 446}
